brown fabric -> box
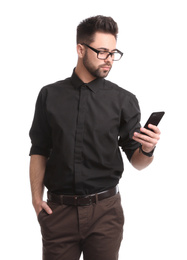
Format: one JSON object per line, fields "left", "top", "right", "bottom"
{"left": 38, "top": 193, "right": 124, "bottom": 260}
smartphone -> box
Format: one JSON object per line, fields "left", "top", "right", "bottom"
{"left": 143, "top": 111, "right": 165, "bottom": 132}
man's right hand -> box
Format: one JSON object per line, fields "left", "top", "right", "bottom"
{"left": 34, "top": 201, "right": 53, "bottom": 217}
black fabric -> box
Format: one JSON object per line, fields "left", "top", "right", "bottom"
{"left": 29, "top": 69, "right": 141, "bottom": 195}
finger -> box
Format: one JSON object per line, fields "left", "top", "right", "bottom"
{"left": 147, "top": 124, "right": 161, "bottom": 134}
{"left": 140, "top": 128, "right": 160, "bottom": 141}
{"left": 134, "top": 131, "right": 158, "bottom": 143}
{"left": 133, "top": 134, "right": 158, "bottom": 146}
{"left": 41, "top": 201, "right": 53, "bottom": 214}
{"left": 140, "top": 127, "right": 155, "bottom": 138}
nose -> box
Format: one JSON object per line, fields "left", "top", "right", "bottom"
{"left": 104, "top": 53, "right": 113, "bottom": 63}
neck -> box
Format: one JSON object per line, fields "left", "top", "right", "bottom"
{"left": 75, "top": 61, "right": 96, "bottom": 83}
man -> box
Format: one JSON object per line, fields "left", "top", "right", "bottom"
{"left": 29, "top": 15, "right": 161, "bottom": 260}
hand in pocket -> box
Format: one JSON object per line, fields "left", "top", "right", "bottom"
{"left": 35, "top": 201, "right": 53, "bottom": 217}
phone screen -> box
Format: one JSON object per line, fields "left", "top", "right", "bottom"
{"left": 144, "top": 112, "right": 165, "bottom": 130}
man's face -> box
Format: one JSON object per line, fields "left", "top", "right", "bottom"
{"left": 82, "top": 32, "right": 117, "bottom": 78}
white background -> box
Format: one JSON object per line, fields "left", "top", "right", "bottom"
{"left": 1, "top": 0, "right": 187, "bottom": 259}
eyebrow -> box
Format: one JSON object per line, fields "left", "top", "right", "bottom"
{"left": 97, "top": 47, "right": 118, "bottom": 52}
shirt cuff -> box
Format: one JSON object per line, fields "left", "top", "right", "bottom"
{"left": 29, "top": 145, "right": 51, "bottom": 157}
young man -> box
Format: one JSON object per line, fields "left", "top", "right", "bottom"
{"left": 29, "top": 15, "right": 161, "bottom": 260}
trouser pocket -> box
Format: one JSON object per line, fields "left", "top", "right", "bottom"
{"left": 37, "top": 200, "right": 62, "bottom": 224}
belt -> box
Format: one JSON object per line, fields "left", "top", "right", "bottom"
{"left": 47, "top": 186, "right": 119, "bottom": 206}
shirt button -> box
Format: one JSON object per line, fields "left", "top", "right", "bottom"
{"left": 82, "top": 85, "right": 87, "bottom": 90}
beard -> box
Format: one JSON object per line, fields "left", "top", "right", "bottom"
{"left": 83, "top": 51, "right": 112, "bottom": 78}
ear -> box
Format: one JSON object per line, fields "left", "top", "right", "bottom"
{"left": 77, "top": 44, "right": 85, "bottom": 58}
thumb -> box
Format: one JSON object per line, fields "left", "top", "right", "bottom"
{"left": 41, "top": 201, "right": 53, "bottom": 214}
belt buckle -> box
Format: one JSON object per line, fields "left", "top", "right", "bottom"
{"left": 75, "top": 195, "right": 93, "bottom": 206}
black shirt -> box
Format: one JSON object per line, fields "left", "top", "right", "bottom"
{"left": 29, "top": 69, "right": 141, "bottom": 195}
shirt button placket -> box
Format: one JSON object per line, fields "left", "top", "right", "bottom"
{"left": 74, "top": 85, "right": 88, "bottom": 194}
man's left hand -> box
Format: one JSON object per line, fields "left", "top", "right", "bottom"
{"left": 133, "top": 124, "right": 161, "bottom": 153}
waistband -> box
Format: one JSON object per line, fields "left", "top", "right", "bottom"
{"left": 47, "top": 186, "right": 119, "bottom": 206}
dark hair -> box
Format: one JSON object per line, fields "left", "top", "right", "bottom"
{"left": 76, "top": 15, "right": 118, "bottom": 44}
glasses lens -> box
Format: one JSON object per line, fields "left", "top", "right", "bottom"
{"left": 113, "top": 52, "right": 122, "bottom": 61}
{"left": 98, "top": 52, "right": 109, "bottom": 60}
{"left": 98, "top": 51, "right": 122, "bottom": 61}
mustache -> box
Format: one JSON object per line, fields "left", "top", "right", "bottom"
{"left": 99, "top": 63, "right": 112, "bottom": 68}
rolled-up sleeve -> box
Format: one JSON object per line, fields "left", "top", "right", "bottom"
{"left": 118, "top": 93, "right": 141, "bottom": 161}
{"left": 29, "top": 88, "right": 52, "bottom": 157}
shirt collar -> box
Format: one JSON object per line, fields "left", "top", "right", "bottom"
{"left": 71, "top": 68, "right": 105, "bottom": 93}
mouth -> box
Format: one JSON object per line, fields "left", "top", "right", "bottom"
{"left": 100, "top": 65, "right": 111, "bottom": 70}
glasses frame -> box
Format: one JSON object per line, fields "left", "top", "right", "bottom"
{"left": 81, "top": 43, "right": 123, "bottom": 61}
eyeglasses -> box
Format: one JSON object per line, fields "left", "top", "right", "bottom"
{"left": 82, "top": 43, "right": 123, "bottom": 61}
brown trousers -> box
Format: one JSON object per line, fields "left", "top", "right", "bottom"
{"left": 38, "top": 193, "right": 124, "bottom": 260}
